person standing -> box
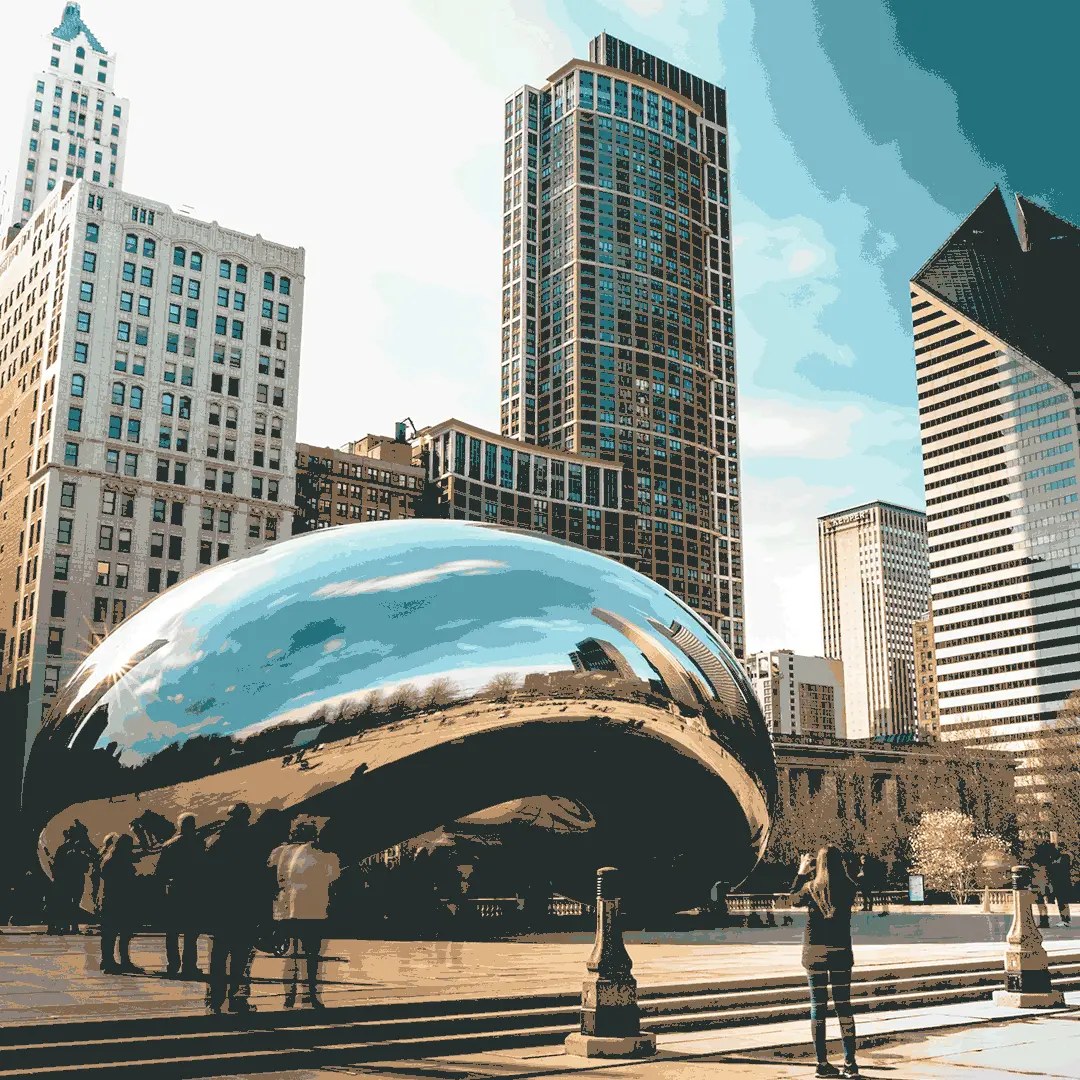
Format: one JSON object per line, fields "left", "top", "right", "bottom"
{"left": 204, "top": 803, "right": 270, "bottom": 1013}
{"left": 268, "top": 820, "right": 341, "bottom": 1009}
{"left": 790, "top": 847, "right": 860, "bottom": 1078}
{"left": 855, "top": 855, "right": 873, "bottom": 913}
{"left": 98, "top": 833, "right": 142, "bottom": 974}
{"left": 1048, "top": 843, "right": 1072, "bottom": 927}
{"left": 155, "top": 813, "right": 205, "bottom": 978}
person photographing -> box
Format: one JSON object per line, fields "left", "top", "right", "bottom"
{"left": 790, "top": 847, "right": 860, "bottom": 1078}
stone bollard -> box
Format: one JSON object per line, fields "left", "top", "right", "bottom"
{"left": 992, "top": 864, "right": 1065, "bottom": 1008}
{"left": 981, "top": 886, "right": 991, "bottom": 914}
{"left": 564, "top": 867, "right": 657, "bottom": 1058}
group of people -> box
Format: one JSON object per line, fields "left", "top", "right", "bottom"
{"left": 1032, "top": 836, "right": 1073, "bottom": 928}
{"left": 55, "top": 804, "right": 342, "bottom": 1014}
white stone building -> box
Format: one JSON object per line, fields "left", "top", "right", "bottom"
{"left": 3, "top": 4, "right": 129, "bottom": 237}
{"left": 0, "top": 180, "right": 303, "bottom": 764}
{"left": 818, "top": 501, "right": 928, "bottom": 740}
{"left": 745, "top": 649, "right": 846, "bottom": 738}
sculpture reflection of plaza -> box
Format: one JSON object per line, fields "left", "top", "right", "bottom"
{"left": 28, "top": 521, "right": 776, "bottom": 913}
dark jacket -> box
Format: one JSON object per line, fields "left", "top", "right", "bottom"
{"left": 155, "top": 831, "right": 205, "bottom": 915}
{"left": 203, "top": 818, "right": 274, "bottom": 929}
{"left": 99, "top": 849, "right": 140, "bottom": 922}
{"left": 790, "top": 869, "right": 855, "bottom": 972}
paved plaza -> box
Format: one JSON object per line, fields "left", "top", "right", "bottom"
{"left": 2, "top": 918, "right": 1079, "bottom": 1026}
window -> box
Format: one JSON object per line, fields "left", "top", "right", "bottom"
{"left": 101, "top": 489, "right": 116, "bottom": 515}
{"left": 119, "top": 291, "right": 133, "bottom": 312}
{"left": 174, "top": 462, "right": 186, "bottom": 485}
{"left": 130, "top": 386, "right": 143, "bottom": 409}
{"left": 93, "top": 597, "right": 108, "bottom": 623}
{"left": 47, "top": 628, "right": 64, "bottom": 657}
{"left": 218, "top": 510, "right": 231, "bottom": 533}
{"left": 97, "top": 560, "right": 110, "bottom": 586}
{"left": 219, "top": 259, "right": 231, "bottom": 279}
{"left": 173, "top": 246, "right": 186, "bottom": 266}
{"left": 99, "top": 524, "right": 113, "bottom": 550}
{"left": 280, "top": 277, "right": 291, "bottom": 296}
{"left": 143, "top": 238, "right": 156, "bottom": 258}
{"left": 217, "top": 286, "right": 229, "bottom": 307}
{"left": 170, "top": 275, "right": 183, "bottom": 294}
{"left": 138, "top": 296, "right": 151, "bottom": 317}
{"left": 71, "top": 373, "right": 85, "bottom": 397}
{"left": 262, "top": 299, "right": 273, "bottom": 319}
{"left": 191, "top": 252, "right": 203, "bottom": 271}
{"left": 124, "top": 233, "right": 138, "bottom": 253}
{"left": 188, "top": 279, "right": 200, "bottom": 300}
{"left": 252, "top": 476, "right": 263, "bottom": 499}
{"left": 117, "top": 321, "right": 130, "bottom": 342}
{"left": 222, "top": 470, "right": 234, "bottom": 494}
{"left": 122, "top": 262, "right": 135, "bottom": 282}
{"left": 233, "top": 291, "right": 245, "bottom": 311}
{"left": 108, "top": 415, "right": 122, "bottom": 439}
{"left": 127, "top": 418, "right": 141, "bottom": 442}
{"left": 166, "top": 333, "right": 178, "bottom": 353}
{"left": 168, "top": 303, "right": 181, "bottom": 324}
{"left": 171, "top": 501, "right": 184, "bottom": 526}
{"left": 278, "top": 304, "right": 289, "bottom": 323}
{"left": 153, "top": 498, "right": 166, "bottom": 522}
{"left": 231, "top": 319, "right": 243, "bottom": 340}
{"left": 60, "top": 482, "right": 76, "bottom": 508}
{"left": 50, "top": 591, "right": 67, "bottom": 619}
{"left": 179, "top": 397, "right": 191, "bottom": 419}
{"left": 161, "top": 392, "right": 174, "bottom": 416}
{"left": 76, "top": 311, "right": 91, "bottom": 332}
{"left": 205, "top": 467, "right": 217, "bottom": 491}
{"left": 74, "top": 342, "right": 88, "bottom": 363}
{"left": 54, "top": 554, "right": 70, "bottom": 580}
{"left": 140, "top": 267, "right": 153, "bottom": 287}
{"left": 200, "top": 539, "right": 212, "bottom": 565}
{"left": 268, "top": 479, "right": 279, "bottom": 502}
{"left": 115, "top": 563, "right": 129, "bottom": 589}
{"left": 124, "top": 452, "right": 138, "bottom": 477}
{"left": 85, "top": 223, "right": 99, "bottom": 242}
{"left": 263, "top": 271, "right": 275, "bottom": 290}
{"left": 105, "top": 449, "right": 119, "bottom": 473}
{"left": 185, "top": 307, "right": 198, "bottom": 328}
{"left": 148, "top": 567, "right": 162, "bottom": 593}
{"left": 67, "top": 407, "right": 82, "bottom": 432}
{"left": 83, "top": 252, "right": 96, "bottom": 272}
{"left": 150, "top": 532, "right": 164, "bottom": 558}
{"left": 112, "top": 381, "right": 125, "bottom": 406}
{"left": 236, "top": 264, "right": 247, "bottom": 284}
{"left": 168, "top": 535, "right": 182, "bottom": 560}
{"left": 79, "top": 281, "right": 94, "bottom": 303}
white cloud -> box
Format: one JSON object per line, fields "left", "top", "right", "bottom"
{"left": 312, "top": 559, "right": 507, "bottom": 598}
{"left": 740, "top": 397, "right": 862, "bottom": 459}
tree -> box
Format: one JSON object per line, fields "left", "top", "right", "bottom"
{"left": 909, "top": 810, "right": 1009, "bottom": 904}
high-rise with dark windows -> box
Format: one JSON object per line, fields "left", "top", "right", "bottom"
{"left": 499, "top": 33, "right": 743, "bottom": 654}
{"left": 911, "top": 188, "right": 1080, "bottom": 758}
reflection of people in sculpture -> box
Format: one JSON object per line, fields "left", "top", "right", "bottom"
{"left": 268, "top": 820, "right": 341, "bottom": 1009}
{"left": 790, "top": 848, "right": 860, "bottom": 1079}
{"left": 155, "top": 813, "right": 205, "bottom": 978}
{"left": 48, "top": 823, "right": 94, "bottom": 935}
{"left": 130, "top": 809, "right": 175, "bottom": 852}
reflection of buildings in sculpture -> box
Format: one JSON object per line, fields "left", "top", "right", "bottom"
{"left": 647, "top": 618, "right": 745, "bottom": 717}
{"left": 569, "top": 638, "right": 637, "bottom": 681}
{"left": 590, "top": 607, "right": 706, "bottom": 710}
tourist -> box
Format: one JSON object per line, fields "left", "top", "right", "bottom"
{"left": 155, "top": 813, "right": 205, "bottom": 978}
{"left": 204, "top": 803, "right": 270, "bottom": 1013}
{"left": 98, "top": 832, "right": 142, "bottom": 974}
{"left": 855, "top": 855, "right": 873, "bottom": 913}
{"left": 1048, "top": 842, "right": 1072, "bottom": 928}
{"left": 268, "top": 819, "right": 341, "bottom": 1009}
{"left": 48, "top": 825, "right": 93, "bottom": 935}
{"left": 790, "top": 847, "right": 860, "bottom": 1078}
{"left": 1032, "top": 835, "right": 1055, "bottom": 929}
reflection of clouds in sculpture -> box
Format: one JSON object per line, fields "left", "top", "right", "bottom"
{"left": 313, "top": 559, "right": 508, "bottom": 598}
{"left": 44, "top": 522, "right": 765, "bottom": 770}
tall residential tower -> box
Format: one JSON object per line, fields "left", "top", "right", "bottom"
{"left": 911, "top": 188, "right": 1080, "bottom": 755}
{"left": 3, "top": 4, "right": 129, "bottom": 238}
{"left": 500, "top": 33, "right": 743, "bottom": 653}
{"left": 818, "top": 501, "right": 928, "bottom": 739}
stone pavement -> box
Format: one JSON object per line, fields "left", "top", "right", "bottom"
{"left": 2, "top": 924, "right": 1080, "bottom": 1025}
{"left": 205, "top": 1002, "right": 1080, "bottom": 1078}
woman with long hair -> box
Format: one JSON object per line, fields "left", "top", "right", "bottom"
{"left": 98, "top": 832, "right": 141, "bottom": 974}
{"left": 791, "top": 846, "right": 860, "bottom": 1078}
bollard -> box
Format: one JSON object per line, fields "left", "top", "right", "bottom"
{"left": 564, "top": 867, "right": 657, "bottom": 1058}
{"left": 992, "top": 864, "right": 1064, "bottom": 1008}
{"left": 981, "top": 886, "right": 991, "bottom": 914}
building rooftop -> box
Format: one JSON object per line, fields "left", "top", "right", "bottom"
{"left": 51, "top": 2, "right": 107, "bottom": 54}
{"left": 817, "top": 499, "right": 925, "bottom": 522}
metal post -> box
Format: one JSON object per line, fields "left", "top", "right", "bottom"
{"left": 564, "top": 867, "right": 657, "bottom": 1058}
{"left": 992, "top": 864, "right": 1064, "bottom": 1008}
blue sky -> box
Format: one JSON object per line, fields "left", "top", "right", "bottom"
{"left": 2, "top": 0, "right": 1072, "bottom": 655}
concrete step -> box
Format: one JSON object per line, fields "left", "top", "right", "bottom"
{"left": 0, "top": 955, "right": 1076, "bottom": 1078}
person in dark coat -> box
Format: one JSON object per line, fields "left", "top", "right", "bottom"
{"left": 155, "top": 813, "right": 205, "bottom": 977}
{"left": 99, "top": 833, "right": 142, "bottom": 974}
{"left": 1048, "top": 844, "right": 1072, "bottom": 927}
{"left": 790, "top": 847, "right": 860, "bottom": 1078}
{"left": 48, "top": 827, "right": 93, "bottom": 935}
{"left": 204, "top": 803, "right": 273, "bottom": 1013}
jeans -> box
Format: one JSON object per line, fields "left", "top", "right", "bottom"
{"left": 207, "top": 933, "right": 253, "bottom": 1008}
{"left": 808, "top": 967, "right": 857, "bottom": 1065}
{"left": 166, "top": 929, "right": 200, "bottom": 973}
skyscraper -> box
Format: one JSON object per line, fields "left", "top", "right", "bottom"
{"left": 0, "top": 180, "right": 304, "bottom": 771}
{"left": 500, "top": 33, "right": 744, "bottom": 654}
{"left": 818, "top": 501, "right": 928, "bottom": 739}
{"left": 3, "top": 4, "right": 129, "bottom": 238}
{"left": 746, "top": 650, "right": 846, "bottom": 738}
{"left": 911, "top": 188, "right": 1080, "bottom": 753}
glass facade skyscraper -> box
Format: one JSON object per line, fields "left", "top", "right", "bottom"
{"left": 911, "top": 188, "right": 1080, "bottom": 757}
{"left": 500, "top": 33, "right": 743, "bottom": 653}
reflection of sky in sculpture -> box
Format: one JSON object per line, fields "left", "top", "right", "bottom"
{"left": 65, "top": 521, "right": 758, "bottom": 765}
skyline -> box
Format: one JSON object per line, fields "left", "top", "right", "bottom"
{"left": 1, "top": 0, "right": 1065, "bottom": 657}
